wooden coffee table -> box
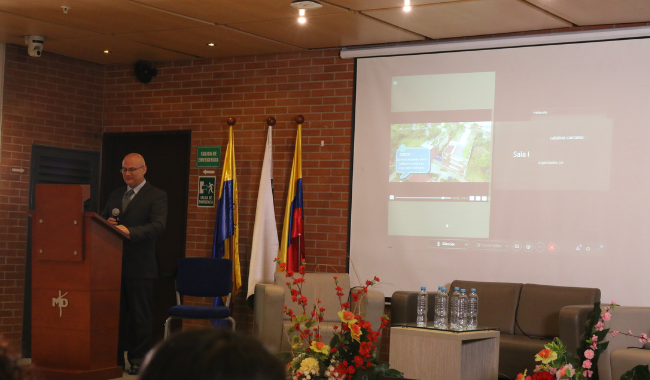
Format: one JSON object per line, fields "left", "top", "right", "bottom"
{"left": 389, "top": 323, "right": 500, "bottom": 380}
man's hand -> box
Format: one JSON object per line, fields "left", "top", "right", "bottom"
{"left": 116, "top": 225, "right": 130, "bottom": 238}
{"left": 107, "top": 217, "right": 118, "bottom": 226}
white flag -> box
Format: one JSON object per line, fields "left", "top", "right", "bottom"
{"left": 247, "top": 126, "right": 279, "bottom": 300}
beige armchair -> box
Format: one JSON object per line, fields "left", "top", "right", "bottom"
{"left": 253, "top": 272, "right": 385, "bottom": 354}
{"left": 599, "top": 306, "right": 650, "bottom": 380}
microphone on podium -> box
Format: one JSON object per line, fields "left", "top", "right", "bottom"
{"left": 111, "top": 208, "right": 120, "bottom": 224}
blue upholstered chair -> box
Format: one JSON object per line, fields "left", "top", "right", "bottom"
{"left": 164, "top": 258, "right": 235, "bottom": 338}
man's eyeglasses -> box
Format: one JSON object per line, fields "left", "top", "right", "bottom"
{"left": 120, "top": 165, "right": 144, "bottom": 173}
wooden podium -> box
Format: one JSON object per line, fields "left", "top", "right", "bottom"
{"left": 30, "top": 184, "right": 127, "bottom": 380}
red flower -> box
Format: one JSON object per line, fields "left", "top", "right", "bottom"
{"left": 354, "top": 356, "right": 363, "bottom": 367}
{"left": 531, "top": 372, "right": 555, "bottom": 380}
{"left": 374, "top": 276, "right": 380, "bottom": 282}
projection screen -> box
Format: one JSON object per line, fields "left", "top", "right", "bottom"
{"left": 349, "top": 31, "right": 650, "bottom": 306}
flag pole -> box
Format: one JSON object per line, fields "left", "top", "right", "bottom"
{"left": 226, "top": 116, "right": 236, "bottom": 307}
{"left": 295, "top": 114, "right": 304, "bottom": 270}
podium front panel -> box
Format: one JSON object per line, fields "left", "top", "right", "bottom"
{"left": 33, "top": 185, "right": 86, "bottom": 262}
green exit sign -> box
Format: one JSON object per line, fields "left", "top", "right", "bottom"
{"left": 197, "top": 146, "right": 221, "bottom": 167}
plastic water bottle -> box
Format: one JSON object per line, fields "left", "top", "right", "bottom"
{"left": 449, "top": 287, "right": 460, "bottom": 330}
{"left": 434, "top": 287, "right": 448, "bottom": 329}
{"left": 416, "top": 287, "right": 428, "bottom": 327}
{"left": 467, "top": 288, "right": 479, "bottom": 330}
{"left": 455, "top": 289, "right": 468, "bottom": 331}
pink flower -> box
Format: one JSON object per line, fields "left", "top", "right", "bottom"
{"left": 629, "top": 330, "right": 634, "bottom": 335}
{"left": 556, "top": 364, "right": 575, "bottom": 379}
{"left": 602, "top": 312, "right": 611, "bottom": 321}
{"left": 591, "top": 342, "right": 598, "bottom": 350}
{"left": 640, "top": 333, "right": 649, "bottom": 343}
{"left": 592, "top": 334, "right": 599, "bottom": 342}
{"left": 548, "top": 367, "right": 557, "bottom": 375}
{"left": 612, "top": 330, "right": 620, "bottom": 337}
{"left": 584, "top": 370, "right": 594, "bottom": 378}
{"left": 584, "top": 349, "right": 595, "bottom": 359}
{"left": 595, "top": 321, "right": 604, "bottom": 331}
{"left": 583, "top": 359, "right": 592, "bottom": 369}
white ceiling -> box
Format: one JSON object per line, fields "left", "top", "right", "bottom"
{"left": 0, "top": 0, "right": 649, "bottom": 64}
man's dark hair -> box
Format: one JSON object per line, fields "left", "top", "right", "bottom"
{"left": 139, "top": 329, "right": 285, "bottom": 380}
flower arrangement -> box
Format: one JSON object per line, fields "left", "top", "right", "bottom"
{"left": 275, "top": 258, "right": 403, "bottom": 380}
{"left": 516, "top": 302, "right": 650, "bottom": 380}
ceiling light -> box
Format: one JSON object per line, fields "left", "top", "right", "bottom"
{"left": 290, "top": 0, "right": 322, "bottom": 10}
{"left": 103, "top": 50, "right": 110, "bottom": 54}
{"left": 291, "top": 0, "right": 321, "bottom": 24}
{"left": 403, "top": 0, "right": 411, "bottom": 12}
{"left": 207, "top": 43, "right": 215, "bottom": 47}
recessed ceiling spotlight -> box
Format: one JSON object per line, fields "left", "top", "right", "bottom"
{"left": 207, "top": 43, "right": 215, "bottom": 47}
{"left": 103, "top": 50, "right": 110, "bottom": 54}
{"left": 291, "top": 0, "right": 321, "bottom": 23}
{"left": 403, "top": 0, "right": 411, "bottom": 12}
{"left": 290, "top": 0, "right": 322, "bottom": 10}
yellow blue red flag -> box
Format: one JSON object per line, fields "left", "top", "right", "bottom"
{"left": 212, "top": 125, "right": 241, "bottom": 300}
{"left": 279, "top": 124, "right": 305, "bottom": 272}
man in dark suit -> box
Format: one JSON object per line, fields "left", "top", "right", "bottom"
{"left": 101, "top": 153, "right": 168, "bottom": 375}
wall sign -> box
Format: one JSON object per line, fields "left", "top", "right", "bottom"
{"left": 198, "top": 176, "right": 216, "bottom": 207}
{"left": 197, "top": 146, "right": 221, "bottom": 167}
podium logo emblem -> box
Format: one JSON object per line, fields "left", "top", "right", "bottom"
{"left": 52, "top": 290, "right": 69, "bottom": 317}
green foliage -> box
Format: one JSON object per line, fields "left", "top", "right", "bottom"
{"left": 620, "top": 365, "right": 650, "bottom": 380}
{"left": 352, "top": 362, "right": 404, "bottom": 380}
{"left": 577, "top": 302, "right": 610, "bottom": 366}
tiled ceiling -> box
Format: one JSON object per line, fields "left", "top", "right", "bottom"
{"left": 0, "top": 0, "right": 649, "bottom": 64}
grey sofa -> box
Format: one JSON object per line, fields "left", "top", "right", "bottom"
{"left": 391, "top": 280, "right": 600, "bottom": 379}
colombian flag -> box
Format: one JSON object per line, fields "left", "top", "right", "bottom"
{"left": 212, "top": 125, "right": 241, "bottom": 299}
{"left": 279, "top": 124, "right": 305, "bottom": 272}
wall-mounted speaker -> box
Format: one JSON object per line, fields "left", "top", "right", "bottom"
{"left": 134, "top": 61, "right": 157, "bottom": 84}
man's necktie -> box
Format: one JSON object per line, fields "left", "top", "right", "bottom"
{"left": 122, "top": 189, "right": 134, "bottom": 211}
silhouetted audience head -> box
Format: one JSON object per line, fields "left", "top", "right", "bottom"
{"left": 0, "top": 343, "right": 28, "bottom": 380}
{"left": 139, "top": 329, "right": 285, "bottom": 380}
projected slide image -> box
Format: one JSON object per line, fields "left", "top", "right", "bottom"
{"left": 492, "top": 113, "right": 613, "bottom": 191}
{"left": 390, "top": 122, "right": 492, "bottom": 183}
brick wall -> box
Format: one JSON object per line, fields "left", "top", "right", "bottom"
{"left": 102, "top": 50, "right": 355, "bottom": 332}
{"left": 0, "top": 44, "right": 105, "bottom": 350}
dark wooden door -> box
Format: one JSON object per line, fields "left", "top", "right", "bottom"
{"left": 100, "top": 130, "right": 191, "bottom": 345}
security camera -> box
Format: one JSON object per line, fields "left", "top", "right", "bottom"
{"left": 24, "top": 35, "right": 44, "bottom": 58}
